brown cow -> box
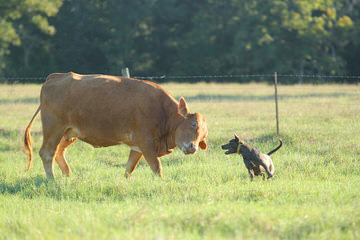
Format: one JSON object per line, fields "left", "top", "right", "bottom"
{"left": 23, "top": 72, "right": 208, "bottom": 180}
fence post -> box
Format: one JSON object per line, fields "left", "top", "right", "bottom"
{"left": 274, "top": 72, "right": 279, "bottom": 136}
{"left": 122, "top": 68, "right": 130, "bottom": 77}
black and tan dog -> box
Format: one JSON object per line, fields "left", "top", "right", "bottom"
{"left": 221, "top": 134, "right": 282, "bottom": 180}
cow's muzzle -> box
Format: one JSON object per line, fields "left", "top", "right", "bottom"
{"left": 181, "top": 142, "right": 198, "bottom": 154}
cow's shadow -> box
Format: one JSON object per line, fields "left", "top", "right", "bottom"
{"left": 98, "top": 155, "right": 187, "bottom": 169}
{"left": 99, "top": 158, "right": 146, "bottom": 169}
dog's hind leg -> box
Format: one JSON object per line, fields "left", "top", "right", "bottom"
{"left": 260, "top": 163, "right": 273, "bottom": 179}
{"left": 262, "top": 155, "right": 275, "bottom": 179}
{"left": 261, "top": 172, "right": 266, "bottom": 180}
{"left": 248, "top": 169, "right": 255, "bottom": 181}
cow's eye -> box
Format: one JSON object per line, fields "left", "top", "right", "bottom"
{"left": 191, "top": 122, "right": 198, "bottom": 128}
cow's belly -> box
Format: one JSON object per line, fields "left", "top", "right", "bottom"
{"left": 65, "top": 126, "right": 137, "bottom": 149}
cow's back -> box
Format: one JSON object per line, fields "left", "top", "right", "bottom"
{"left": 40, "top": 72, "right": 178, "bottom": 147}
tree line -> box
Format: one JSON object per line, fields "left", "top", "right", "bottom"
{"left": 1, "top": 0, "right": 359, "bottom": 83}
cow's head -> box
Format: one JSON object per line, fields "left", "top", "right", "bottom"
{"left": 175, "top": 97, "right": 208, "bottom": 154}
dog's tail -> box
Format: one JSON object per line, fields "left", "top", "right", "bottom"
{"left": 267, "top": 139, "right": 283, "bottom": 156}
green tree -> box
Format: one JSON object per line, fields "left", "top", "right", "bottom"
{"left": 228, "top": 0, "right": 355, "bottom": 82}
{"left": 0, "top": 0, "right": 62, "bottom": 75}
{"left": 50, "top": 0, "right": 158, "bottom": 75}
{"left": 1, "top": 0, "right": 359, "bottom": 83}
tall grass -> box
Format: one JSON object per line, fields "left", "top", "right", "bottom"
{"left": 0, "top": 83, "right": 359, "bottom": 239}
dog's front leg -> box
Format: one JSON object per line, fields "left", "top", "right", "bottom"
{"left": 244, "top": 160, "right": 255, "bottom": 181}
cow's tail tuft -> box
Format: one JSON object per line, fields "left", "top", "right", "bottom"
{"left": 24, "top": 106, "right": 41, "bottom": 173}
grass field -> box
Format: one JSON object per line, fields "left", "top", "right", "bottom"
{"left": 0, "top": 82, "right": 359, "bottom": 240}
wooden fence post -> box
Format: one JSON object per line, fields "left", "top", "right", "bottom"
{"left": 274, "top": 72, "right": 279, "bottom": 136}
{"left": 122, "top": 68, "right": 130, "bottom": 77}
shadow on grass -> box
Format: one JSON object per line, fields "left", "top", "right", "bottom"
{"left": 0, "top": 174, "right": 130, "bottom": 202}
{"left": 0, "top": 143, "right": 15, "bottom": 152}
{"left": 0, "top": 97, "right": 39, "bottom": 105}
{"left": 0, "top": 91, "right": 351, "bottom": 105}
{"left": 0, "top": 128, "right": 42, "bottom": 151}
{"left": 0, "top": 128, "right": 42, "bottom": 137}
{"left": 162, "top": 155, "right": 186, "bottom": 167}
{"left": 0, "top": 129, "right": 20, "bottom": 151}
{"left": 98, "top": 157, "right": 146, "bottom": 169}
{"left": 177, "top": 92, "right": 349, "bottom": 102}
{"left": 0, "top": 175, "right": 48, "bottom": 196}
{"left": 98, "top": 158, "right": 127, "bottom": 168}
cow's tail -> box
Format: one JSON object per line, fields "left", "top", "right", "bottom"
{"left": 267, "top": 139, "right": 283, "bottom": 156}
{"left": 23, "top": 105, "right": 41, "bottom": 172}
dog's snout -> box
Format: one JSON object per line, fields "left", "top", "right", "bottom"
{"left": 221, "top": 144, "right": 228, "bottom": 150}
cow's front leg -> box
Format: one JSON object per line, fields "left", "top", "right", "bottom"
{"left": 124, "top": 150, "right": 143, "bottom": 178}
{"left": 142, "top": 148, "right": 162, "bottom": 177}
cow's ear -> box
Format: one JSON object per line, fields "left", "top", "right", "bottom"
{"left": 179, "top": 97, "right": 190, "bottom": 117}
{"left": 199, "top": 139, "right": 207, "bottom": 150}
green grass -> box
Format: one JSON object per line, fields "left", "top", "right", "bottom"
{"left": 0, "top": 83, "right": 359, "bottom": 239}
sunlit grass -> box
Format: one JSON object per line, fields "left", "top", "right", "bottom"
{"left": 0, "top": 83, "right": 359, "bottom": 239}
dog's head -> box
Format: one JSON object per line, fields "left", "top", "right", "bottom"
{"left": 221, "top": 134, "right": 245, "bottom": 154}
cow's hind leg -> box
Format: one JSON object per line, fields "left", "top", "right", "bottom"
{"left": 39, "top": 133, "right": 63, "bottom": 180}
{"left": 55, "top": 137, "right": 77, "bottom": 176}
{"left": 39, "top": 112, "right": 64, "bottom": 180}
{"left": 124, "top": 150, "right": 143, "bottom": 178}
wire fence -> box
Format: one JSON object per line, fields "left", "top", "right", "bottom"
{"left": 1, "top": 73, "right": 360, "bottom": 83}
{"left": 1, "top": 72, "right": 358, "bottom": 137}
{"left": 133, "top": 73, "right": 360, "bottom": 81}
{"left": 1, "top": 72, "right": 359, "bottom": 109}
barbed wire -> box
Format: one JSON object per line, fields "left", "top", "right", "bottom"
{"left": 132, "top": 73, "right": 360, "bottom": 80}
{"left": 1, "top": 73, "right": 360, "bottom": 81}
{"left": 132, "top": 74, "right": 276, "bottom": 80}
{"left": 277, "top": 74, "right": 360, "bottom": 79}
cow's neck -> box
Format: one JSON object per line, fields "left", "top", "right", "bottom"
{"left": 158, "top": 97, "right": 186, "bottom": 153}
{"left": 166, "top": 110, "right": 185, "bottom": 150}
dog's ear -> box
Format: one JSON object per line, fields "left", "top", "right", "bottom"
{"left": 234, "top": 134, "right": 239, "bottom": 142}
{"left": 235, "top": 134, "right": 245, "bottom": 144}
